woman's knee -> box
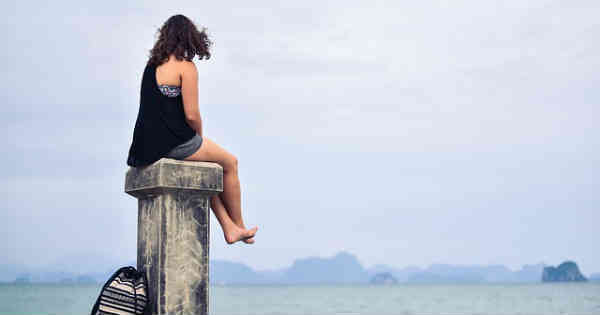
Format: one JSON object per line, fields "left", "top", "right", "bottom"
{"left": 223, "top": 154, "right": 238, "bottom": 173}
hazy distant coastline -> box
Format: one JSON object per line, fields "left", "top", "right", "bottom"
{"left": 2, "top": 251, "right": 598, "bottom": 285}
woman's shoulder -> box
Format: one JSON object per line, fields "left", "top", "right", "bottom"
{"left": 176, "top": 58, "right": 197, "bottom": 72}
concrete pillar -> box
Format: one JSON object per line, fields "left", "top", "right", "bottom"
{"left": 124, "top": 158, "right": 223, "bottom": 315}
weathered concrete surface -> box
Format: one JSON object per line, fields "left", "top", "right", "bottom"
{"left": 125, "top": 158, "right": 223, "bottom": 315}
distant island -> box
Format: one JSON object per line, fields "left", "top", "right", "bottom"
{"left": 1, "top": 252, "right": 596, "bottom": 285}
{"left": 207, "top": 253, "right": 551, "bottom": 285}
{"left": 370, "top": 272, "right": 398, "bottom": 285}
{"left": 542, "top": 261, "right": 587, "bottom": 282}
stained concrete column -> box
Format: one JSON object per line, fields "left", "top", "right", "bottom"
{"left": 125, "top": 158, "right": 223, "bottom": 315}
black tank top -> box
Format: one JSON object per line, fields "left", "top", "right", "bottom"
{"left": 126, "top": 61, "right": 196, "bottom": 167}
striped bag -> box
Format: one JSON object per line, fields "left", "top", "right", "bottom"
{"left": 90, "top": 266, "right": 150, "bottom": 315}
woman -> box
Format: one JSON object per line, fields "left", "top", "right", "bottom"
{"left": 126, "top": 14, "right": 258, "bottom": 245}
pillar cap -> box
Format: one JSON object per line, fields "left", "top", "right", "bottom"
{"left": 125, "top": 158, "right": 223, "bottom": 199}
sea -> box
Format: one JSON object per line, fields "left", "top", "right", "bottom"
{"left": 1, "top": 283, "right": 599, "bottom": 315}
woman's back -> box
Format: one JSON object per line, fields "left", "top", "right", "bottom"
{"left": 156, "top": 57, "right": 182, "bottom": 83}
{"left": 126, "top": 59, "right": 196, "bottom": 167}
{"left": 156, "top": 57, "right": 184, "bottom": 96}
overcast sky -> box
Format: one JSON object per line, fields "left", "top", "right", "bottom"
{"left": 1, "top": 1, "right": 598, "bottom": 275}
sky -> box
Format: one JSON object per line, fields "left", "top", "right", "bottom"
{"left": 1, "top": 1, "right": 598, "bottom": 275}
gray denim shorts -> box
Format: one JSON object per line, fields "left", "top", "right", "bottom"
{"left": 165, "top": 133, "right": 203, "bottom": 160}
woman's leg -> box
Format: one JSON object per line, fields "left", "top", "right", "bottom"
{"left": 215, "top": 194, "right": 254, "bottom": 244}
{"left": 183, "top": 136, "right": 257, "bottom": 244}
{"left": 184, "top": 137, "right": 248, "bottom": 229}
{"left": 209, "top": 192, "right": 256, "bottom": 244}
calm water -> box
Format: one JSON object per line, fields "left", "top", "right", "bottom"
{"left": 1, "top": 283, "right": 599, "bottom": 315}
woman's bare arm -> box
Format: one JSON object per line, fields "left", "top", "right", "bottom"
{"left": 181, "top": 61, "right": 203, "bottom": 137}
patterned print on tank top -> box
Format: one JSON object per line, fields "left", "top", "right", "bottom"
{"left": 158, "top": 84, "right": 181, "bottom": 97}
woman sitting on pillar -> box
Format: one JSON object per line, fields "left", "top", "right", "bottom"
{"left": 126, "top": 14, "right": 258, "bottom": 244}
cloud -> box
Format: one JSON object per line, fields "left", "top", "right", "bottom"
{"left": 1, "top": 0, "right": 598, "bottom": 272}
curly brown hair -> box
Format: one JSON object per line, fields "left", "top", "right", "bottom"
{"left": 147, "top": 14, "right": 212, "bottom": 66}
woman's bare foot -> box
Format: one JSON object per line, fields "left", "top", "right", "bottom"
{"left": 224, "top": 225, "right": 258, "bottom": 245}
{"left": 236, "top": 222, "right": 255, "bottom": 244}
